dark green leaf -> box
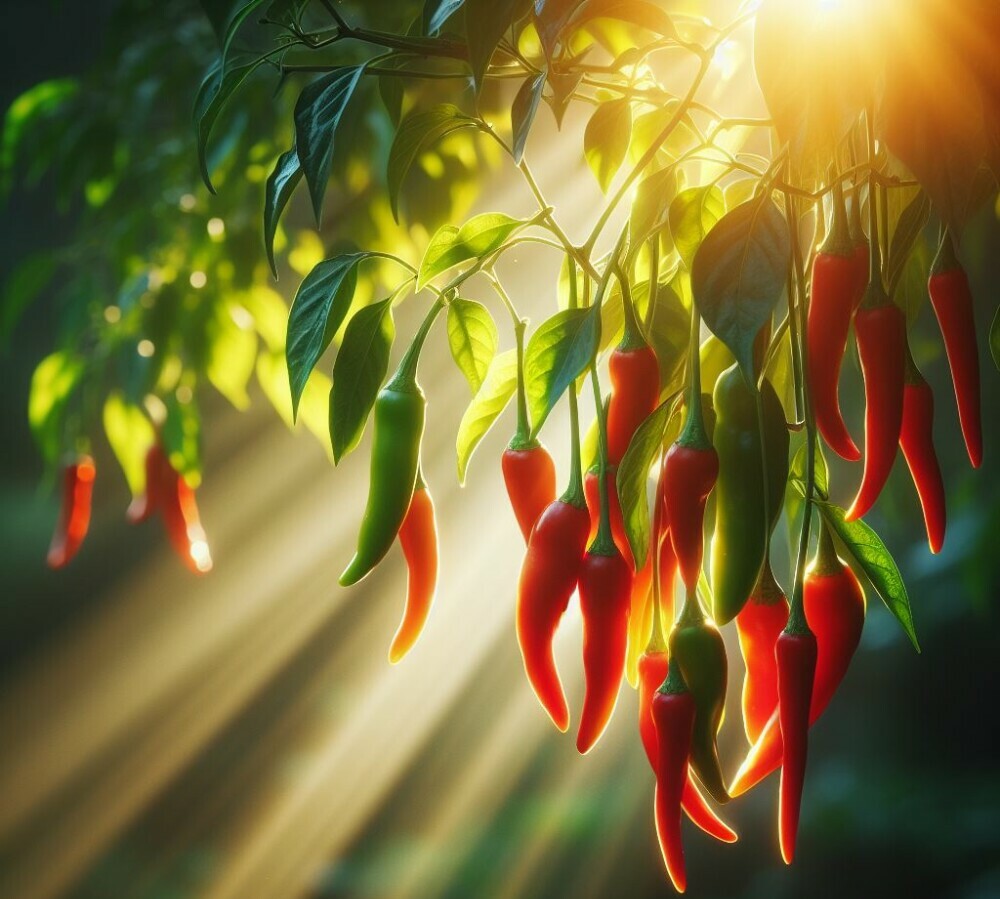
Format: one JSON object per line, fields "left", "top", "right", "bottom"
{"left": 2, "top": 78, "right": 78, "bottom": 196}
{"left": 886, "top": 189, "right": 930, "bottom": 297}
{"left": 464, "top": 0, "right": 530, "bottom": 93}
{"left": 990, "top": 305, "right": 1000, "bottom": 372}
{"left": 418, "top": 212, "right": 525, "bottom": 287}
{"left": 691, "top": 196, "right": 790, "bottom": 383}
{"left": 1, "top": 251, "right": 54, "bottom": 347}
{"left": 511, "top": 72, "right": 546, "bottom": 163}
{"left": 263, "top": 145, "right": 303, "bottom": 278}
{"left": 286, "top": 252, "right": 369, "bottom": 418}
{"left": 387, "top": 104, "right": 480, "bottom": 221}
{"left": 544, "top": 69, "right": 583, "bottom": 127}
{"left": 525, "top": 304, "right": 601, "bottom": 438}
{"left": 424, "top": 0, "right": 465, "bottom": 34}
{"left": 447, "top": 298, "right": 498, "bottom": 394}
{"left": 584, "top": 98, "right": 632, "bottom": 193}
{"left": 222, "top": 0, "right": 270, "bottom": 68}
{"left": 668, "top": 185, "right": 725, "bottom": 269}
{"left": 456, "top": 348, "right": 517, "bottom": 483}
{"left": 617, "top": 399, "right": 672, "bottom": 568}
{"left": 294, "top": 66, "right": 366, "bottom": 224}
{"left": 330, "top": 298, "right": 396, "bottom": 463}
{"left": 563, "top": 0, "right": 677, "bottom": 40}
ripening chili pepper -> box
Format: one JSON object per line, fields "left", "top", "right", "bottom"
{"left": 846, "top": 292, "right": 905, "bottom": 521}
{"left": 927, "top": 231, "right": 982, "bottom": 469}
{"left": 126, "top": 443, "right": 167, "bottom": 524}
{"left": 340, "top": 302, "right": 442, "bottom": 586}
{"left": 516, "top": 496, "right": 590, "bottom": 731}
{"left": 775, "top": 619, "right": 817, "bottom": 864}
{"left": 388, "top": 473, "right": 439, "bottom": 663}
{"left": 502, "top": 444, "right": 556, "bottom": 542}
{"left": 160, "top": 460, "right": 213, "bottom": 574}
{"left": 729, "top": 524, "right": 865, "bottom": 797}
{"left": 710, "top": 367, "right": 786, "bottom": 624}
{"left": 736, "top": 561, "right": 788, "bottom": 743}
{"left": 584, "top": 465, "right": 633, "bottom": 567}
{"left": 808, "top": 178, "right": 862, "bottom": 461}
{"left": 899, "top": 347, "right": 946, "bottom": 554}
{"left": 669, "top": 589, "right": 730, "bottom": 804}
{"left": 652, "top": 663, "right": 696, "bottom": 893}
{"left": 607, "top": 272, "right": 660, "bottom": 464}
{"left": 46, "top": 455, "right": 96, "bottom": 569}
{"left": 639, "top": 649, "right": 738, "bottom": 845}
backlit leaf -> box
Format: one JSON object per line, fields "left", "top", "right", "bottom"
{"left": 447, "top": 298, "right": 498, "bottom": 394}
{"left": 464, "top": 0, "right": 530, "bottom": 92}
{"left": 418, "top": 212, "right": 525, "bottom": 287}
{"left": 28, "top": 351, "right": 85, "bottom": 466}
{"left": 456, "top": 348, "right": 517, "bottom": 483}
{"left": 669, "top": 185, "right": 725, "bottom": 270}
{"left": 511, "top": 72, "right": 546, "bottom": 163}
{"left": 584, "top": 98, "right": 632, "bottom": 193}
{"left": 103, "top": 393, "right": 156, "bottom": 497}
{"left": 263, "top": 145, "right": 303, "bottom": 278}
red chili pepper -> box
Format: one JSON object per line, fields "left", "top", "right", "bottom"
{"left": 846, "top": 300, "right": 905, "bottom": 521}
{"left": 607, "top": 343, "right": 660, "bottom": 464}
{"left": 126, "top": 444, "right": 167, "bottom": 524}
{"left": 584, "top": 466, "right": 634, "bottom": 567}
{"left": 46, "top": 455, "right": 96, "bottom": 569}
{"left": 735, "top": 561, "right": 788, "bottom": 743}
{"left": 160, "top": 457, "right": 213, "bottom": 574}
{"left": 576, "top": 546, "right": 632, "bottom": 754}
{"left": 899, "top": 354, "right": 946, "bottom": 554}
{"left": 639, "top": 650, "right": 738, "bottom": 845}
{"left": 928, "top": 236, "right": 982, "bottom": 469}
{"left": 502, "top": 443, "right": 556, "bottom": 542}
{"left": 775, "top": 625, "right": 817, "bottom": 864}
{"left": 516, "top": 497, "right": 591, "bottom": 731}
{"left": 652, "top": 665, "right": 696, "bottom": 893}
{"left": 730, "top": 526, "right": 865, "bottom": 797}
{"left": 662, "top": 442, "right": 717, "bottom": 590}
{"left": 388, "top": 478, "right": 439, "bottom": 663}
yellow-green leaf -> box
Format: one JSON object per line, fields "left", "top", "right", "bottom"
{"left": 456, "top": 348, "right": 517, "bottom": 483}
{"left": 103, "top": 393, "right": 155, "bottom": 497}
{"left": 447, "top": 298, "right": 498, "bottom": 394}
{"left": 584, "top": 98, "right": 632, "bottom": 193}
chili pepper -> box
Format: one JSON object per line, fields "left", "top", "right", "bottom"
{"left": 928, "top": 231, "right": 982, "bottom": 469}
{"left": 808, "top": 178, "right": 862, "bottom": 461}
{"left": 516, "top": 496, "right": 590, "bottom": 731}
{"left": 626, "top": 555, "right": 654, "bottom": 688}
{"left": 652, "top": 663, "right": 696, "bottom": 893}
{"left": 710, "top": 366, "right": 787, "bottom": 624}
{"left": 846, "top": 294, "right": 905, "bottom": 521}
{"left": 729, "top": 524, "right": 865, "bottom": 797}
{"left": 46, "top": 455, "right": 96, "bottom": 569}
{"left": 664, "top": 312, "right": 718, "bottom": 590}
{"left": 160, "top": 459, "right": 213, "bottom": 574}
{"left": 576, "top": 546, "right": 632, "bottom": 754}
{"left": 340, "top": 300, "right": 442, "bottom": 586}
{"left": 126, "top": 443, "right": 167, "bottom": 524}
{"left": 639, "top": 649, "right": 738, "bottom": 845}
{"left": 607, "top": 271, "right": 660, "bottom": 464}
{"left": 388, "top": 473, "right": 439, "bottom": 663}
{"left": 502, "top": 444, "right": 556, "bottom": 541}
{"left": 899, "top": 347, "right": 946, "bottom": 554}
{"left": 584, "top": 465, "right": 633, "bottom": 567}
{"left": 736, "top": 561, "right": 788, "bottom": 743}
{"left": 669, "top": 589, "right": 730, "bottom": 804}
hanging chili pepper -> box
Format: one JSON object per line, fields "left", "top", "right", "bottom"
{"left": 607, "top": 269, "right": 660, "bottom": 465}
{"left": 775, "top": 614, "right": 817, "bottom": 864}
{"left": 927, "top": 230, "right": 982, "bottom": 469}
{"left": 126, "top": 443, "right": 167, "bottom": 524}
{"left": 808, "top": 177, "right": 862, "bottom": 461}
{"left": 160, "top": 458, "right": 213, "bottom": 574}
{"left": 846, "top": 295, "right": 905, "bottom": 521}
{"left": 388, "top": 473, "right": 439, "bottom": 663}
{"left": 736, "top": 561, "right": 788, "bottom": 743}
{"left": 730, "top": 524, "right": 865, "bottom": 797}
{"left": 899, "top": 344, "right": 946, "bottom": 554}
{"left": 46, "top": 455, "right": 96, "bottom": 569}
{"left": 652, "top": 663, "right": 696, "bottom": 893}
{"left": 664, "top": 311, "right": 718, "bottom": 590}
{"left": 340, "top": 300, "right": 442, "bottom": 586}
{"left": 669, "top": 588, "right": 730, "bottom": 804}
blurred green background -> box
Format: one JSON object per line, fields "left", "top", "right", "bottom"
{"left": 2, "top": 2, "right": 999, "bottom": 898}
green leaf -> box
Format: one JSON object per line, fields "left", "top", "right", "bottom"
{"left": 630, "top": 165, "right": 682, "bottom": 247}
{"left": 387, "top": 104, "right": 480, "bottom": 221}
{"left": 525, "top": 304, "right": 601, "bottom": 439}
{"left": 263, "top": 145, "right": 303, "bottom": 278}
{"left": 221, "top": 0, "right": 270, "bottom": 68}
{"left": 28, "top": 351, "right": 84, "bottom": 465}
{"left": 207, "top": 302, "right": 258, "bottom": 410}
{"left": 511, "top": 72, "right": 546, "bottom": 163}
{"left": 418, "top": 212, "right": 524, "bottom": 287}
{"left": 294, "top": 66, "right": 366, "bottom": 224}
{"left": 103, "top": 393, "right": 156, "bottom": 497}
{"left": 447, "top": 298, "right": 498, "bottom": 394}
{"left": 194, "top": 57, "right": 267, "bottom": 193}
{"left": 464, "top": 0, "right": 529, "bottom": 93}
{"left": 584, "top": 98, "right": 632, "bottom": 193}
{"left": 2, "top": 78, "right": 78, "bottom": 196}
{"left": 814, "top": 498, "right": 920, "bottom": 652}
{"left": 424, "top": 0, "right": 465, "bottom": 34}
{"left": 990, "top": 305, "right": 1000, "bottom": 372}
{"left": 789, "top": 438, "right": 829, "bottom": 500}
{"left": 456, "top": 348, "right": 517, "bottom": 483}
{"left": 1, "top": 251, "right": 54, "bottom": 347}
{"left": 892, "top": 233, "right": 931, "bottom": 326}
{"left": 330, "top": 298, "right": 396, "bottom": 463}
{"left": 668, "top": 185, "right": 725, "bottom": 270}
{"left": 286, "top": 252, "right": 369, "bottom": 418}
{"left": 886, "top": 189, "right": 930, "bottom": 297}
{"left": 617, "top": 400, "right": 672, "bottom": 569}
{"left": 691, "top": 196, "right": 790, "bottom": 383}
{"left": 563, "top": 0, "right": 677, "bottom": 40}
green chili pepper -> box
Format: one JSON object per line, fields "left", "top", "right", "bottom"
{"left": 340, "top": 299, "right": 443, "bottom": 587}
{"left": 710, "top": 364, "right": 787, "bottom": 625}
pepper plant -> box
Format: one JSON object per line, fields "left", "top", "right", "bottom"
{"left": 5, "top": 0, "right": 1000, "bottom": 887}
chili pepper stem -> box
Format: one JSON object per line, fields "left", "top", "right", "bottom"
{"left": 508, "top": 318, "right": 537, "bottom": 451}
{"left": 679, "top": 309, "right": 709, "bottom": 448}
{"left": 388, "top": 295, "right": 446, "bottom": 391}
{"left": 561, "top": 260, "right": 586, "bottom": 509}
{"left": 589, "top": 363, "right": 616, "bottom": 556}
{"left": 647, "top": 458, "right": 667, "bottom": 653}
{"left": 617, "top": 264, "right": 645, "bottom": 351}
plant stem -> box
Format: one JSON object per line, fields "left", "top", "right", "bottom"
{"left": 563, "top": 259, "right": 585, "bottom": 508}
